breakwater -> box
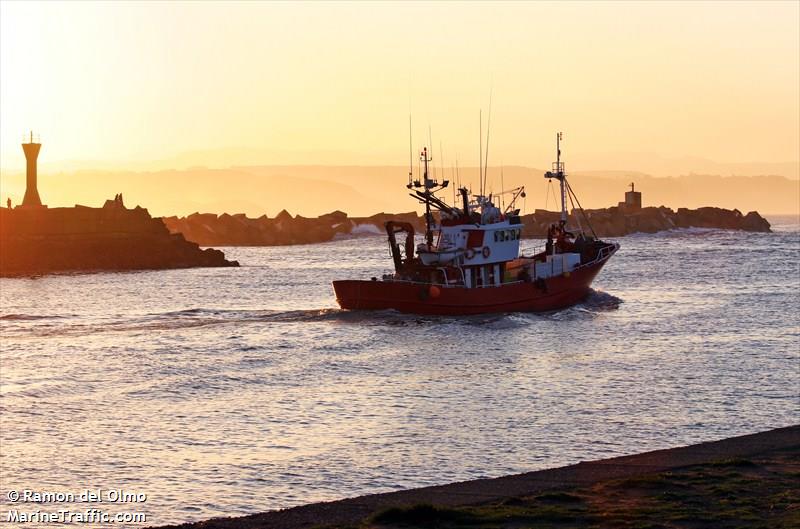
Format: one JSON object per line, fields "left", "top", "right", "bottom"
{"left": 0, "top": 198, "right": 237, "bottom": 276}
{"left": 162, "top": 205, "right": 771, "bottom": 247}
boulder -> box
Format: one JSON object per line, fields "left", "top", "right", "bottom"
{"left": 741, "top": 211, "right": 771, "bottom": 232}
{"left": 319, "top": 210, "right": 348, "bottom": 223}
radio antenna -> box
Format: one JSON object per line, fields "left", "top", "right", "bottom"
{"left": 501, "top": 164, "right": 505, "bottom": 210}
{"left": 428, "top": 124, "right": 434, "bottom": 181}
{"left": 483, "top": 89, "right": 492, "bottom": 197}
{"left": 440, "top": 140, "right": 449, "bottom": 202}
{"left": 451, "top": 165, "right": 455, "bottom": 205}
{"left": 479, "top": 110, "right": 483, "bottom": 197}
{"left": 408, "top": 114, "right": 413, "bottom": 186}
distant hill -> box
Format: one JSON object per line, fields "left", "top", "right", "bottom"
{"left": 1, "top": 165, "right": 797, "bottom": 217}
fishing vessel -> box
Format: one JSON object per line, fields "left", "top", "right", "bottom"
{"left": 332, "top": 133, "right": 618, "bottom": 314}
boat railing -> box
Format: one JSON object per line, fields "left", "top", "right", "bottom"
{"left": 384, "top": 277, "right": 526, "bottom": 289}
{"left": 574, "top": 242, "right": 619, "bottom": 270}
{"left": 519, "top": 240, "right": 618, "bottom": 269}
{"left": 436, "top": 266, "right": 467, "bottom": 286}
{"left": 381, "top": 277, "right": 451, "bottom": 287}
{"left": 592, "top": 242, "right": 617, "bottom": 262}
{"left": 520, "top": 244, "right": 545, "bottom": 257}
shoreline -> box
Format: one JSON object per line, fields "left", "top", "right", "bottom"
{"left": 153, "top": 424, "right": 799, "bottom": 529}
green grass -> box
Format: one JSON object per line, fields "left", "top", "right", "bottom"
{"left": 324, "top": 446, "right": 799, "bottom": 529}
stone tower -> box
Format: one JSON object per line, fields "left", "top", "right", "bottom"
{"left": 22, "top": 131, "right": 43, "bottom": 207}
{"left": 618, "top": 182, "right": 642, "bottom": 212}
{"left": 624, "top": 182, "right": 642, "bottom": 210}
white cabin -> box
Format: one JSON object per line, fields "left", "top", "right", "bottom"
{"left": 417, "top": 218, "right": 523, "bottom": 267}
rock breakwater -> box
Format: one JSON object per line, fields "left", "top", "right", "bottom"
{"left": 162, "top": 206, "right": 770, "bottom": 247}
{"left": 0, "top": 199, "right": 238, "bottom": 277}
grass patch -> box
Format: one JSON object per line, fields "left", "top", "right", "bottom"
{"left": 498, "top": 496, "right": 524, "bottom": 506}
{"left": 370, "top": 504, "right": 469, "bottom": 526}
{"left": 367, "top": 497, "right": 590, "bottom": 528}
{"left": 354, "top": 447, "right": 798, "bottom": 529}
{"left": 533, "top": 491, "right": 582, "bottom": 503}
{"left": 708, "top": 458, "right": 757, "bottom": 468}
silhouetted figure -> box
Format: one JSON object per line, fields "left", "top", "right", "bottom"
{"left": 6, "top": 198, "right": 10, "bottom": 209}
{"left": 546, "top": 223, "right": 556, "bottom": 255}
{"left": 556, "top": 220, "right": 576, "bottom": 253}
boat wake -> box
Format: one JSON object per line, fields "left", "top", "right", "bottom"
{"left": 1, "top": 290, "right": 623, "bottom": 338}
{"left": 577, "top": 289, "right": 623, "bottom": 311}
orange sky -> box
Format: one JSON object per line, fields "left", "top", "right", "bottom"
{"left": 1, "top": 1, "right": 798, "bottom": 210}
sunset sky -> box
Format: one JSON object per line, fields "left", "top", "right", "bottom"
{"left": 1, "top": 1, "right": 798, "bottom": 211}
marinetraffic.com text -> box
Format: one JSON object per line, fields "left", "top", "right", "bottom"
{"left": 5, "top": 489, "right": 148, "bottom": 524}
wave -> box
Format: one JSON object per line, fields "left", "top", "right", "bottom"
{"left": 332, "top": 231, "right": 384, "bottom": 241}
{"left": 625, "top": 227, "right": 722, "bottom": 238}
{"left": 0, "top": 313, "right": 69, "bottom": 321}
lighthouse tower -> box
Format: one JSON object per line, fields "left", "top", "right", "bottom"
{"left": 21, "top": 131, "right": 44, "bottom": 207}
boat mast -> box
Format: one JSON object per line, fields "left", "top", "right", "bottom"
{"left": 557, "top": 132, "right": 566, "bottom": 222}
{"left": 544, "top": 132, "right": 568, "bottom": 223}
{"left": 422, "top": 147, "right": 434, "bottom": 247}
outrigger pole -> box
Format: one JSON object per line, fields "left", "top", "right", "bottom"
{"left": 408, "top": 188, "right": 458, "bottom": 216}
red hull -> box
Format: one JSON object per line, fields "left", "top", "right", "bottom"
{"left": 333, "top": 253, "right": 613, "bottom": 315}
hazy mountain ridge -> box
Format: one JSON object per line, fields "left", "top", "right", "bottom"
{"left": 6, "top": 151, "right": 797, "bottom": 179}
{"left": 1, "top": 165, "right": 797, "bottom": 217}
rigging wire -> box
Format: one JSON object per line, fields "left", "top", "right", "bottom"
{"left": 566, "top": 181, "right": 597, "bottom": 238}
{"left": 544, "top": 180, "right": 550, "bottom": 211}
{"left": 483, "top": 89, "right": 493, "bottom": 197}
{"left": 567, "top": 190, "right": 583, "bottom": 234}
{"left": 521, "top": 178, "right": 528, "bottom": 216}
{"left": 545, "top": 179, "right": 559, "bottom": 212}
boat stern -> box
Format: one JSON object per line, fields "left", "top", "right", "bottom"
{"left": 332, "top": 279, "right": 370, "bottom": 310}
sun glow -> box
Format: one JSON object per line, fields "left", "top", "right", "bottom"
{"left": 1, "top": 1, "right": 798, "bottom": 212}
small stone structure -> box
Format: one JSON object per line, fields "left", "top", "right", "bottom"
{"left": 618, "top": 182, "right": 642, "bottom": 212}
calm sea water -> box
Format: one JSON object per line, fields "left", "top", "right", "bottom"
{"left": 1, "top": 216, "right": 798, "bottom": 527}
